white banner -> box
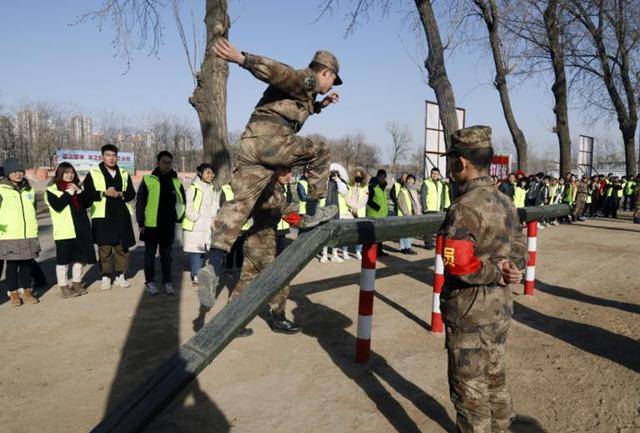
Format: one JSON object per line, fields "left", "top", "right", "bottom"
{"left": 56, "top": 149, "right": 135, "bottom": 175}
{"left": 424, "top": 101, "right": 465, "bottom": 178}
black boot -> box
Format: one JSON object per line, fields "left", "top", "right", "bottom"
{"left": 262, "top": 308, "right": 301, "bottom": 334}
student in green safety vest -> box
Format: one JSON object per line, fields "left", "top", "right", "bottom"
{"left": 0, "top": 158, "right": 40, "bottom": 307}
{"left": 345, "top": 167, "right": 369, "bottom": 260}
{"left": 420, "top": 167, "right": 446, "bottom": 213}
{"left": 622, "top": 175, "right": 636, "bottom": 211}
{"left": 514, "top": 177, "right": 529, "bottom": 208}
{"left": 604, "top": 177, "right": 623, "bottom": 218}
{"left": 397, "top": 174, "right": 421, "bottom": 255}
{"left": 366, "top": 169, "right": 389, "bottom": 257}
{"left": 83, "top": 144, "right": 136, "bottom": 290}
{"left": 136, "top": 151, "right": 186, "bottom": 296}
{"left": 182, "top": 163, "right": 220, "bottom": 285}
{"left": 45, "top": 162, "right": 97, "bottom": 298}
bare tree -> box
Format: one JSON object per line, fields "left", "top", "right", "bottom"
{"left": 506, "top": 0, "right": 573, "bottom": 176}
{"left": 318, "top": 0, "right": 459, "bottom": 148}
{"left": 80, "top": 0, "right": 232, "bottom": 181}
{"left": 386, "top": 121, "right": 412, "bottom": 169}
{"left": 561, "top": 0, "right": 639, "bottom": 176}
{"left": 470, "top": 0, "right": 529, "bottom": 171}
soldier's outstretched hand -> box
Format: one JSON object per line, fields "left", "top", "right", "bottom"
{"left": 497, "top": 259, "right": 523, "bottom": 285}
{"left": 213, "top": 38, "right": 245, "bottom": 65}
{"left": 321, "top": 92, "right": 340, "bottom": 108}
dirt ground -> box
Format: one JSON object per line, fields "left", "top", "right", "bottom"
{"left": 0, "top": 211, "right": 639, "bottom": 433}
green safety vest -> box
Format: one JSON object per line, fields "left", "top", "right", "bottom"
{"left": 423, "top": 178, "right": 444, "bottom": 211}
{"left": 44, "top": 185, "right": 76, "bottom": 240}
{"left": 393, "top": 182, "right": 401, "bottom": 205}
{"left": 397, "top": 187, "right": 413, "bottom": 217}
{"left": 514, "top": 186, "right": 527, "bottom": 208}
{"left": 182, "top": 182, "right": 213, "bottom": 231}
{"left": 443, "top": 183, "right": 451, "bottom": 209}
{"left": 221, "top": 184, "right": 252, "bottom": 231}
{"left": 88, "top": 166, "right": 133, "bottom": 219}
{"left": 0, "top": 183, "right": 38, "bottom": 240}
{"left": 624, "top": 180, "right": 635, "bottom": 195}
{"left": 142, "top": 174, "right": 185, "bottom": 228}
{"left": 366, "top": 184, "right": 388, "bottom": 218}
{"left": 616, "top": 187, "right": 624, "bottom": 198}
{"left": 338, "top": 188, "right": 348, "bottom": 216}
{"left": 562, "top": 184, "right": 574, "bottom": 205}
{"left": 297, "top": 179, "right": 308, "bottom": 215}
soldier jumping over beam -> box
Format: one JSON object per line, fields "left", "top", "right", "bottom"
{"left": 197, "top": 39, "right": 343, "bottom": 308}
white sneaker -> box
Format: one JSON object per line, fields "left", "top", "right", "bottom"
{"left": 145, "top": 282, "right": 159, "bottom": 296}
{"left": 331, "top": 252, "right": 344, "bottom": 263}
{"left": 320, "top": 252, "right": 328, "bottom": 263}
{"left": 101, "top": 276, "right": 111, "bottom": 291}
{"left": 164, "top": 282, "right": 176, "bottom": 296}
{"left": 355, "top": 251, "right": 362, "bottom": 261}
{"left": 115, "top": 274, "right": 131, "bottom": 288}
{"left": 343, "top": 250, "right": 350, "bottom": 260}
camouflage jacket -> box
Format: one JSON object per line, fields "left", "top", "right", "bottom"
{"left": 438, "top": 176, "right": 528, "bottom": 326}
{"left": 576, "top": 181, "right": 589, "bottom": 196}
{"left": 242, "top": 53, "right": 323, "bottom": 132}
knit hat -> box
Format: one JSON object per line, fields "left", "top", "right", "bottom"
{"left": 3, "top": 158, "right": 25, "bottom": 176}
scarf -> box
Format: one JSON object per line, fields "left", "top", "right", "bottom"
{"left": 57, "top": 180, "right": 81, "bottom": 210}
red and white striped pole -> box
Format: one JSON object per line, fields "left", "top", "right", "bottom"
{"left": 431, "top": 234, "right": 444, "bottom": 334}
{"left": 355, "top": 243, "right": 377, "bottom": 363}
{"left": 524, "top": 220, "right": 538, "bottom": 296}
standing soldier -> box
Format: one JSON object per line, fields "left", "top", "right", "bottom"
{"left": 573, "top": 176, "right": 589, "bottom": 221}
{"left": 197, "top": 39, "right": 342, "bottom": 307}
{"left": 439, "top": 126, "right": 527, "bottom": 433}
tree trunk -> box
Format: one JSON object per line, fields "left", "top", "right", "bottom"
{"left": 476, "top": 0, "right": 528, "bottom": 171}
{"left": 544, "top": 0, "right": 571, "bottom": 176}
{"left": 622, "top": 125, "right": 637, "bottom": 176}
{"left": 414, "top": 0, "right": 459, "bottom": 150}
{"left": 189, "top": 0, "right": 231, "bottom": 182}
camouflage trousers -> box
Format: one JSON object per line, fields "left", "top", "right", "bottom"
{"left": 228, "top": 226, "right": 289, "bottom": 315}
{"left": 211, "top": 127, "right": 329, "bottom": 252}
{"left": 573, "top": 195, "right": 587, "bottom": 219}
{"left": 443, "top": 286, "right": 513, "bottom": 433}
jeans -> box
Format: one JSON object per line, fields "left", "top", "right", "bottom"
{"left": 190, "top": 251, "right": 218, "bottom": 279}
{"left": 144, "top": 239, "right": 173, "bottom": 284}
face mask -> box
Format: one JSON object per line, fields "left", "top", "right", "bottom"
{"left": 355, "top": 176, "right": 363, "bottom": 183}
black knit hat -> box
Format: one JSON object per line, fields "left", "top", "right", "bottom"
{"left": 3, "top": 158, "right": 25, "bottom": 176}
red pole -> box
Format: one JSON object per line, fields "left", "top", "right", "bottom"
{"left": 524, "top": 220, "right": 538, "bottom": 296}
{"left": 431, "top": 234, "right": 444, "bottom": 334}
{"left": 355, "top": 243, "right": 377, "bottom": 363}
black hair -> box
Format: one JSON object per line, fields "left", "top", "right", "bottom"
{"left": 450, "top": 147, "right": 494, "bottom": 170}
{"left": 406, "top": 174, "right": 416, "bottom": 182}
{"left": 53, "top": 162, "right": 80, "bottom": 185}
{"left": 196, "top": 163, "right": 213, "bottom": 175}
{"left": 431, "top": 167, "right": 440, "bottom": 173}
{"left": 376, "top": 169, "right": 387, "bottom": 177}
{"left": 157, "top": 150, "right": 173, "bottom": 162}
{"left": 101, "top": 144, "right": 118, "bottom": 154}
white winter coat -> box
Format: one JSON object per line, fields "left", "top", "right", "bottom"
{"left": 182, "top": 177, "right": 220, "bottom": 254}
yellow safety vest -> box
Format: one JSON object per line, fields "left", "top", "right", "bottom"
{"left": 366, "top": 184, "right": 388, "bottom": 218}
{"left": 443, "top": 183, "right": 451, "bottom": 209}
{"left": 297, "top": 179, "right": 308, "bottom": 215}
{"left": 277, "top": 184, "right": 290, "bottom": 231}
{"left": 88, "top": 166, "right": 133, "bottom": 219}
{"left": 397, "top": 187, "right": 413, "bottom": 217}
{"left": 423, "top": 178, "right": 444, "bottom": 211}
{"left": 0, "top": 183, "right": 38, "bottom": 240}
{"left": 44, "top": 185, "right": 76, "bottom": 240}
{"left": 514, "top": 186, "right": 527, "bottom": 208}
{"left": 182, "top": 182, "right": 213, "bottom": 231}
{"left": 221, "top": 184, "right": 252, "bottom": 231}
{"left": 141, "top": 174, "right": 185, "bottom": 228}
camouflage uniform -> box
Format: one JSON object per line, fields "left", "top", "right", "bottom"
{"left": 573, "top": 180, "right": 588, "bottom": 219}
{"left": 228, "top": 181, "right": 291, "bottom": 314}
{"left": 439, "top": 126, "right": 528, "bottom": 433}
{"left": 211, "top": 51, "right": 341, "bottom": 252}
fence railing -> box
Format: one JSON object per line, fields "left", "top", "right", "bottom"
{"left": 92, "top": 204, "right": 572, "bottom": 433}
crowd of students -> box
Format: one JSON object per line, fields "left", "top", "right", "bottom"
{"left": 2, "top": 145, "right": 638, "bottom": 308}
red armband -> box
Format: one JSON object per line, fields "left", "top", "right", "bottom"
{"left": 442, "top": 238, "right": 482, "bottom": 276}
{"left": 282, "top": 211, "right": 302, "bottom": 226}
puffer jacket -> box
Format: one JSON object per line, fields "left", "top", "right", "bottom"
{"left": 0, "top": 178, "right": 41, "bottom": 260}
{"left": 182, "top": 177, "right": 220, "bottom": 254}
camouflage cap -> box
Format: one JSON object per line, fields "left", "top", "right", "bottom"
{"left": 445, "top": 125, "right": 492, "bottom": 155}
{"left": 310, "top": 50, "right": 343, "bottom": 86}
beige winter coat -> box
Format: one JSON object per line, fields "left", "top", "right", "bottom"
{"left": 182, "top": 177, "right": 220, "bottom": 254}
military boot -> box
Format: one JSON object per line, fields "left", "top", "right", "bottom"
{"left": 20, "top": 288, "right": 39, "bottom": 304}
{"left": 261, "top": 308, "right": 301, "bottom": 335}
{"left": 8, "top": 291, "right": 22, "bottom": 307}
{"left": 197, "top": 249, "right": 225, "bottom": 308}
{"left": 298, "top": 205, "right": 338, "bottom": 229}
